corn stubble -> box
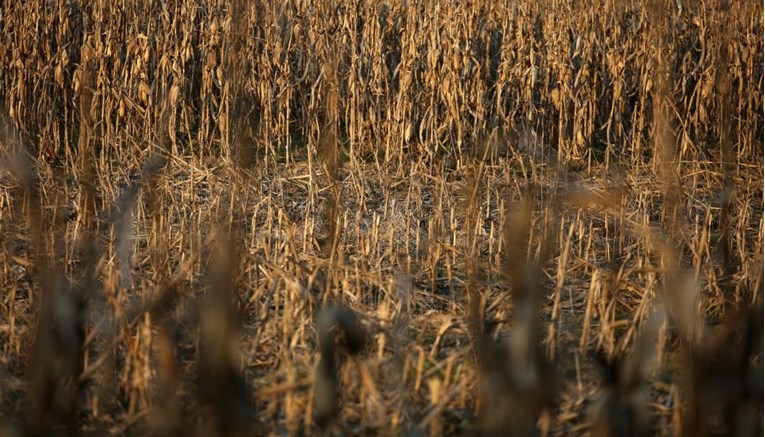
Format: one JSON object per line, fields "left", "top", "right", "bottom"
{"left": 0, "top": 0, "right": 762, "bottom": 435}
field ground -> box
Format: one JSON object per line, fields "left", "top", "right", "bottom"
{"left": 0, "top": 0, "right": 763, "bottom": 435}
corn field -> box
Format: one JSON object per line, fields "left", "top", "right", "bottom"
{"left": 0, "top": 0, "right": 762, "bottom": 435}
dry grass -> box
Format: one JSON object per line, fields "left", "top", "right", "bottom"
{"left": 0, "top": 0, "right": 762, "bottom": 435}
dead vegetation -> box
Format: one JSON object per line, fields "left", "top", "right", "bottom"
{"left": 0, "top": 0, "right": 762, "bottom": 435}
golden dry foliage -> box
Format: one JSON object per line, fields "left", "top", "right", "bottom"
{"left": 0, "top": 0, "right": 762, "bottom": 435}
